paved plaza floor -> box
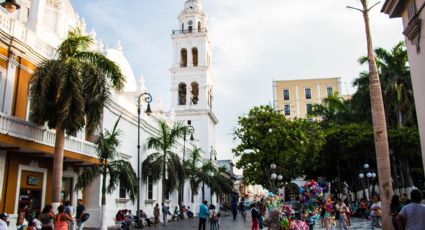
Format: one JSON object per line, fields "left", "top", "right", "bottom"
{"left": 153, "top": 214, "right": 371, "bottom": 229}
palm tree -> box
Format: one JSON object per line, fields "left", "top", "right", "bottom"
{"left": 142, "top": 120, "right": 185, "bottom": 203}
{"left": 30, "top": 29, "right": 125, "bottom": 207}
{"left": 183, "top": 147, "right": 209, "bottom": 203}
{"left": 349, "top": 1, "right": 394, "bottom": 228}
{"left": 358, "top": 42, "right": 415, "bottom": 127}
{"left": 75, "top": 117, "right": 137, "bottom": 230}
{"left": 209, "top": 166, "right": 234, "bottom": 204}
{"left": 311, "top": 93, "right": 355, "bottom": 124}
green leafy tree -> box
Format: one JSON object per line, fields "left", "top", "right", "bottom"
{"left": 30, "top": 29, "right": 124, "bottom": 206}
{"left": 75, "top": 117, "right": 137, "bottom": 230}
{"left": 142, "top": 120, "right": 185, "bottom": 203}
{"left": 233, "top": 105, "right": 325, "bottom": 190}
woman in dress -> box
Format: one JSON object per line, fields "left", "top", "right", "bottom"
{"left": 324, "top": 195, "right": 335, "bottom": 230}
{"left": 39, "top": 205, "right": 55, "bottom": 230}
{"left": 54, "top": 205, "right": 73, "bottom": 230}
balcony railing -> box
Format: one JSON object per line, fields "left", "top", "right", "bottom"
{"left": 172, "top": 28, "right": 207, "bottom": 35}
{"left": 0, "top": 113, "right": 97, "bottom": 159}
{"left": 0, "top": 11, "right": 55, "bottom": 59}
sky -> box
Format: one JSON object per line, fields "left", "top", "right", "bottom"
{"left": 72, "top": 0, "right": 404, "bottom": 160}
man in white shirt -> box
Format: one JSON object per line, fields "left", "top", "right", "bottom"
{"left": 0, "top": 213, "right": 9, "bottom": 230}
{"left": 397, "top": 189, "right": 425, "bottom": 230}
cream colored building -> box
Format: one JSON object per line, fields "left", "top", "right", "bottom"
{"left": 272, "top": 78, "right": 342, "bottom": 118}
{"left": 382, "top": 0, "right": 425, "bottom": 175}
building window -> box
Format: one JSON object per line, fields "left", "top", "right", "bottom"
{"left": 327, "top": 87, "right": 333, "bottom": 97}
{"left": 198, "top": 21, "right": 202, "bottom": 32}
{"left": 283, "top": 89, "right": 290, "bottom": 100}
{"left": 188, "top": 26, "right": 193, "bottom": 33}
{"left": 180, "top": 49, "right": 187, "bottom": 67}
{"left": 407, "top": 0, "right": 417, "bottom": 20}
{"left": 178, "top": 83, "right": 187, "bottom": 105}
{"left": 305, "top": 88, "right": 312, "bottom": 99}
{"left": 306, "top": 104, "right": 313, "bottom": 115}
{"left": 119, "top": 181, "right": 126, "bottom": 199}
{"left": 191, "top": 82, "right": 199, "bottom": 105}
{"left": 192, "top": 48, "right": 198, "bottom": 67}
{"left": 284, "top": 104, "right": 290, "bottom": 116}
{"left": 147, "top": 176, "right": 153, "bottom": 200}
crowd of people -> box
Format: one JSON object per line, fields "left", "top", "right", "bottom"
{"left": 0, "top": 199, "right": 87, "bottom": 230}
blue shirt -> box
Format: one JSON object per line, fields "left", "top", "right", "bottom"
{"left": 198, "top": 204, "right": 209, "bottom": 219}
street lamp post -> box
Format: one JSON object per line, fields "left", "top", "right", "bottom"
{"left": 137, "top": 92, "right": 152, "bottom": 215}
{"left": 209, "top": 147, "right": 217, "bottom": 204}
{"left": 180, "top": 125, "right": 194, "bottom": 205}
{"left": 270, "top": 163, "right": 282, "bottom": 194}
{"left": 358, "top": 163, "right": 377, "bottom": 200}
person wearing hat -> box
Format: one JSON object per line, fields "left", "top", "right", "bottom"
{"left": 0, "top": 213, "right": 9, "bottom": 230}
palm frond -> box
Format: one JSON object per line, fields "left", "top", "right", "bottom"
{"left": 108, "top": 160, "right": 138, "bottom": 202}
{"left": 75, "top": 165, "right": 101, "bottom": 190}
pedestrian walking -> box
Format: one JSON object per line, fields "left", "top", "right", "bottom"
{"left": 230, "top": 198, "right": 238, "bottom": 220}
{"left": 198, "top": 200, "right": 209, "bottom": 230}
{"left": 75, "top": 199, "right": 86, "bottom": 230}
{"left": 161, "top": 203, "right": 170, "bottom": 226}
{"left": 251, "top": 203, "right": 259, "bottom": 230}
{"left": 208, "top": 204, "right": 219, "bottom": 230}
{"left": 0, "top": 213, "right": 9, "bottom": 230}
{"left": 54, "top": 205, "right": 73, "bottom": 230}
{"left": 389, "top": 195, "right": 402, "bottom": 230}
{"left": 64, "top": 201, "right": 74, "bottom": 230}
{"left": 39, "top": 205, "right": 55, "bottom": 230}
{"left": 343, "top": 199, "right": 352, "bottom": 226}
{"left": 324, "top": 195, "right": 335, "bottom": 230}
{"left": 154, "top": 203, "right": 160, "bottom": 225}
{"left": 397, "top": 189, "right": 425, "bottom": 230}
{"left": 370, "top": 194, "right": 382, "bottom": 229}
{"left": 335, "top": 198, "right": 348, "bottom": 230}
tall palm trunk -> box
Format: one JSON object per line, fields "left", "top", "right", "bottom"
{"left": 162, "top": 151, "right": 166, "bottom": 203}
{"left": 52, "top": 125, "right": 65, "bottom": 210}
{"left": 360, "top": 1, "right": 393, "bottom": 229}
{"left": 100, "top": 171, "right": 107, "bottom": 230}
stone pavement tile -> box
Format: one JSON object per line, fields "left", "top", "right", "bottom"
{"left": 153, "top": 216, "right": 370, "bottom": 229}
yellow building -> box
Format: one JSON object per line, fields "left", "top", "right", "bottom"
{"left": 272, "top": 77, "right": 342, "bottom": 118}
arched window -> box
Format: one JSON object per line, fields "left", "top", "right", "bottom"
{"left": 180, "top": 48, "right": 187, "bottom": 67}
{"left": 181, "top": 23, "right": 184, "bottom": 31}
{"left": 188, "top": 26, "right": 193, "bottom": 33}
{"left": 192, "top": 48, "right": 198, "bottom": 67}
{"left": 191, "top": 82, "right": 199, "bottom": 105}
{"left": 198, "top": 22, "right": 201, "bottom": 32}
{"left": 178, "top": 83, "right": 187, "bottom": 105}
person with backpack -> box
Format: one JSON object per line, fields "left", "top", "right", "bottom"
{"left": 251, "top": 203, "right": 259, "bottom": 230}
{"left": 76, "top": 199, "right": 87, "bottom": 230}
{"left": 208, "top": 204, "right": 219, "bottom": 230}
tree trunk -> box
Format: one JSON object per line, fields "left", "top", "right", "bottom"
{"left": 202, "top": 182, "right": 205, "bottom": 202}
{"left": 100, "top": 173, "right": 107, "bottom": 230}
{"left": 162, "top": 152, "right": 166, "bottom": 204}
{"left": 52, "top": 125, "right": 65, "bottom": 210}
{"left": 360, "top": 2, "right": 393, "bottom": 229}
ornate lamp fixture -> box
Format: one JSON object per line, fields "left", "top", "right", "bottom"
{"left": 1, "top": 0, "right": 20, "bottom": 13}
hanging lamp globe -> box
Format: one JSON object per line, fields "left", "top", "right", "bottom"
{"left": 1, "top": 0, "right": 20, "bottom": 13}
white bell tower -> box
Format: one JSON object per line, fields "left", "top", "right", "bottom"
{"left": 170, "top": 0, "right": 217, "bottom": 160}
